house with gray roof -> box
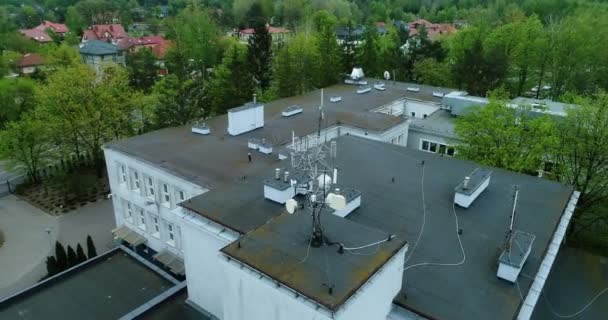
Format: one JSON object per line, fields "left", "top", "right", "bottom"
{"left": 79, "top": 40, "right": 125, "bottom": 74}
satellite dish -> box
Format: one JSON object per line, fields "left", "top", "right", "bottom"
{"left": 384, "top": 71, "right": 390, "bottom": 80}
{"left": 327, "top": 193, "right": 347, "bottom": 210}
{"left": 286, "top": 198, "right": 298, "bottom": 214}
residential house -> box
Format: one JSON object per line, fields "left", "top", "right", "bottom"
{"left": 408, "top": 19, "right": 457, "bottom": 40}
{"left": 16, "top": 53, "right": 44, "bottom": 75}
{"left": 18, "top": 21, "right": 69, "bottom": 43}
{"left": 119, "top": 35, "right": 172, "bottom": 75}
{"left": 79, "top": 40, "right": 125, "bottom": 74}
{"left": 237, "top": 25, "right": 292, "bottom": 44}
{"left": 82, "top": 24, "right": 128, "bottom": 44}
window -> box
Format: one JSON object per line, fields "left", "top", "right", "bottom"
{"left": 162, "top": 183, "right": 171, "bottom": 207}
{"left": 411, "top": 112, "right": 416, "bottom": 117}
{"left": 151, "top": 215, "right": 160, "bottom": 238}
{"left": 146, "top": 176, "right": 155, "bottom": 199}
{"left": 177, "top": 189, "right": 186, "bottom": 202}
{"left": 420, "top": 139, "right": 455, "bottom": 157}
{"left": 137, "top": 207, "right": 146, "bottom": 230}
{"left": 118, "top": 164, "right": 127, "bottom": 185}
{"left": 131, "top": 170, "right": 140, "bottom": 192}
{"left": 167, "top": 224, "right": 175, "bottom": 246}
{"left": 124, "top": 201, "right": 133, "bottom": 223}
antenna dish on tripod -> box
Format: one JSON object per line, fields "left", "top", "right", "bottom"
{"left": 285, "top": 198, "right": 298, "bottom": 214}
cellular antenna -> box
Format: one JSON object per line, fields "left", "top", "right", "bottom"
{"left": 503, "top": 186, "right": 519, "bottom": 253}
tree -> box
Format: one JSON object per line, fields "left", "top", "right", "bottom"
{"left": 357, "top": 26, "right": 380, "bottom": 77}
{"left": 153, "top": 74, "right": 208, "bottom": 127}
{"left": 67, "top": 245, "right": 78, "bottom": 267}
{"left": 312, "top": 10, "right": 342, "bottom": 88}
{"left": 45, "top": 44, "right": 81, "bottom": 69}
{"left": 55, "top": 241, "right": 68, "bottom": 271}
{"left": 340, "top": 21, "right": 359, "bottom": 73}
{"left": 126, "top": 48, "right": 159, "bottom": 93}
{"left": 247, "top": 18, "right": 273, "bottom": 90}
{"left": 555, "top": 92, "right": 608, "bottom": 212}
{"left": 270, "top": 34, "right": 319, "bottom": 98}
{"left": 65, "top": 6, "right": 86, "bottom": 35}
{"left": 45, "top": 256, "right": 60, "bottom": 277}
{"left": 0, "top": 79, "right": 36, "bottom": 129}
{"left": 208, "top": 43, "right": 255, "bottom": 115}
{"left": 86, "top": 235, "right": 97, "bottom": 259}
{"left": 0, "top": 116, "right": 53, "bottom": 184}
{"left": 454, "top": 93, "right": 557, "bottom": 173}
{"left": 36, "top": 65, "right": 141, "bottom": 176}
{"left": 76, "top": 244, "right": 87, "bottom": 263}
{"left": 414, "top": 58, "right": 453, "bottom": 87}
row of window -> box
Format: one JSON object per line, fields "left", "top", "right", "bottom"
{"left": 123, "top": 199, "right": 179, "bottom": 248}
{"left": 420, "top": 139, "right": 455, "bottom": 157}
{"left": 118, "top": 163, "right": 187, "bottom": 208}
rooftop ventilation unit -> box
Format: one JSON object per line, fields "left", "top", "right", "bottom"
{"left": 432, "top": 92, "right": 445, "bottom": 98}
{"left": 282, "top": 105, "right": 303, "bottom": 117}
{"left": 248, "top": 138, "right": 261, "bottom": 150}
{"left": 227, "top": 99, "right": 264, "bottom": 136}
{"left": 344, "top": 67, "right": 367, "bottom": 85}
{"left": 263, "top": 170, "right": 295, "bottom": 204}
{"left": 407, "top": 87, "right": 420, "bottom": 92}
{"left": 357, "top": 86, "right": 371, "bottom": 94}
{"left": 259, "top": 139, "right": 273, "bottom": 154}
{"left": 454, "top": 168, "right": 491, "bottom": 208}
{"left": 277, "top": 147, "right": 290, "bottom": 160}
{"left": 374, "top": 82, "right": 386, "bottom": 91}
{"left": 330, "top": 95, "right": 342, "bottom": 103}
{"left": 191, "top": 123, "right": 210, "bottom": 135}
{"left": 497, "top": 232, "right": 535, "bottom": 282}
{"left": 329, "top": 188, "right": 362, "bottom": 218}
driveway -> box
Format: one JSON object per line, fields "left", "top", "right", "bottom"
{"left": 0, "top": 196, "right": 116, "bottom": 299}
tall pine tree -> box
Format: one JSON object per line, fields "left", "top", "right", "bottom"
{"left": 208, "top": 44, "right": 255, "bottom": 115}
{"left": 247, "top": 13, "right": 272, "bottom": 90}
{"left": 313, "top": 11, "right": 342, "bottom": 88}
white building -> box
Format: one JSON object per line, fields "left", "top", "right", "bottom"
{"left": 104, "top": 81, "right": 579, "bottom": 320}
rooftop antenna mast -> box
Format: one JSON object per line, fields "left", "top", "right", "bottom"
{"left": 503, "top": 186, "right": 519, "bottom": 253}
{"left": 287, "top": 89, "right": 344, "bottom": 247}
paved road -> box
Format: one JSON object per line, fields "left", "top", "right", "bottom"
{"left": 0, "top": 195, "right": 116, "bottom": 299}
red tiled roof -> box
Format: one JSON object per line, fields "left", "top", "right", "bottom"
{"left": 239, "top": 26, "right": 290, "bottom": 34}
{"left": 121, "top": 36, "right": 172, "bottom": 59}
{"left": 19, "top": 29, "right": 52, "bottom": 42}
{"left": 17, "top": 53, "right": 44, "bottom": 67}
{"left": 408, "top": 19, "right": 457, "bottom": 40}
{"left": 35, "top": 21, "right": 69, "bottom": 34}
{"left": 83, "top": 24, "right": 128, "bottom": 41}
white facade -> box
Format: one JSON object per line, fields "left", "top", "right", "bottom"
{"left": 104, "top": 148, "right": 207, "bottom": 256}
{"left": 263, "top": 184, "right": 295, "bottom": 204}
{"left": 374, "top": 99, "right": 440, "bottom": 119}
{"left": 227, "top": 104, "right": 264, "bottom": 136}
{"left": 221, "top": 245, "right": 407, "bottom": 320}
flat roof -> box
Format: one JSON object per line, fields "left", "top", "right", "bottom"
{"left": 105, "top": 80, "right": 456, "bottom": 190}
{"left": 408, "top": 109, "right": 458, "bottom": 139}
{"left": 0, "top": 249, "right": 173, "bottom": 320}
{"left": 221, "top": 211, "right": 407, "bottom": 312}
{"left": 136, "top": 288, "right": 210, "bottom": 320}
{"left": 182, "top": 135, "right": 573, "bottom": 320}
{"left": 510, "top": 97, "right": 574, "bottom": 116}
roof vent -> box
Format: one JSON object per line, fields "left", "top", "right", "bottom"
{"left": 407, "top": 87, "right": 420, "bottom": 92}
{"left": 357, "top": 85, "right": 371, "bottom": 94}
{"left": 259, "top": 139, "right": 273, "bottom": 154}
{"left": 330, "top": 95, "right": 342, "bottom": 103}
{"left": 227, "top": 101, "right": 264, "bottom": 136}
{"left": 329, "top": 188, "right": 362, "bottom": 218}
{"left": 248, "top": 138, "right": 260, "bottom": 150}
{"left": 374, "top": 82, "right": 386, "bottom": 91}
{"left": 497, "top": 231, "right": 535, "bottom": 282}
{"left": 432, "top": 92, "right": 445, "bottom": 98}
{"left": 454, "top": 168, "right": 491, "bottom": 208}
{"left": 282, "top": 105, "right": 303, "bottom": 117}
{"left": 263, "top": 170, "right": 295, "bottom": 204}
{"left": 191, "top": 123, "right": 210, "bottom": 135}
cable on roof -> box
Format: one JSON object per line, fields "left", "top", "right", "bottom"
{"left": 402, "top": 160, "right": 427, "bottom": 265}
{"left": 542, "top": 285, "right": 608, "bottom": 318}
{"left": 342, "top": 235, "right": 396, "bottom": 251}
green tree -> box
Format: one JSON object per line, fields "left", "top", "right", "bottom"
{"left": 414, "top": 58, "right": 453, "bottom": 87}
{"left": 0, "top": 116, "right": 52, "bottom": 183}
{"left": 126, "top": 48, "right": 159, "bottom": 93}
{"left": 312, "top": 10, "right": 342, "bottom": 88}
{"left": 247, "top": 18, "right": 273, "bottom": 90}
{"left": 357, "top": 26, "right": 379, "bottom": 77}
{"left": 153, "top": 74, "right": 208, "bottom": 127}
{"left": 55, "top": 241, "right": 68, "bottom": 271}
{"left": 0, "top": 78, "right": 36, "bottom": 129}
{"left": 45, "top": 44, "right": 81, "bottom": 69}
{"left": 76, "top": 243, "right": 87, "bottom": 263}
{"left": 67, "top": 245, "right": 78, "bottom": 267}
{"left": 555, "top": 92, "right": 608, "bottom": 212}
{"left": 37, "top": 65, "right": 141, "bottom": 176}
{"left": 86, "top": 235, "right": 97, "bottom": 259}
{"left": 208, "top": 43, "right": 255, "bottom": 115}
{"left": 454, "top": 94, "right": 557, "bottom": 173}
{"left": 65, "top": 6, "right": 86, "bottom": 35}
{"left": 270, "top": 34, "right": 319, "bottom": 98}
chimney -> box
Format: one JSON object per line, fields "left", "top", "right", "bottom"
{"left": 283, "top": 171, "right": 289, "bottom": 183}
{"left": 275, "top": 168, "right": 281, "bottom": 180}
{"left": 253, "top": 93, "right": 257, "bottom": 104}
